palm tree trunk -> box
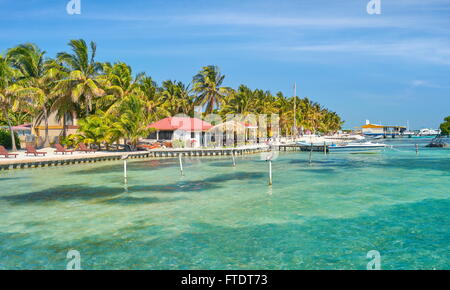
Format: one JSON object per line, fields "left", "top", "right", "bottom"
{"left": 86, "top": 97, "right": 92, "bottom": 116}
{"left": 43, "top": 107, "right": 49, "bottom": 146}
{"left": 3, "top": 109, "right": 17, "bottom": 151}
{"left": 62, "top": 114, "right": 67, "bottom": 138}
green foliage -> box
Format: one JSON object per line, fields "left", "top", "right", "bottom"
{"left": 440, "top": 116, "right": 450, "bottom": 136}
{"left": 60, "top": 134, "right": 83, "bottom": 148}
{"left": 0, "top": 129, "right": 20, "bottom": 149}
{"left": 172, "top": 139, "right": 185, "bottom": 148}
{"left": 193, "top": 65, "right": 230, "bottom": 114}
{"left": 0, "top": 111, "right": 31, "bottom": 126}
{"left": 77, "top": 111, "right": 111, "bottom": 145}
{"left": 220, "top": 87, "right": 343, "bottom": 135}
{"left": 109, "top": 95, "right": 153, "bottom": 148}
{"left": 0, "top": 39, "right": 345, "bottom": 151}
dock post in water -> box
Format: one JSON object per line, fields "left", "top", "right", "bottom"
{"left": 124, "top": 160, "right": 127, "bottom": 180}
{"left": 416, "top": 144, "right": 419, "bottom": 155}
{"left": 121, "top": 155, "right": 129, "bottom": 183}
{"left": 324, "top": 142, "right": 327, "bottom": 155}
{"left": 232, "top": 150, "right": 236, "bottom": 167}
{"left": 309, "top": 143, "right": 313, "bottom": 164}
{"left": 179, "top": 153, "right": 184, "bottom": 176}
{"left": 268, "top": 160, "right": 273, "bottom": 186}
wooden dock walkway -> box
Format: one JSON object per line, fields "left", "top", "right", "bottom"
{"left": 278, "top": 144, "right": 329, "bottom": 153}
{"left": 0, "top": 146, "right": 268, "bottom": 171}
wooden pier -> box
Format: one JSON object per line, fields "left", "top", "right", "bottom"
{"left": 0, "top": 146, "right": 268, "bottom": 171}
{"left": 278, "top": 144, "right": 329, "bottom": 153}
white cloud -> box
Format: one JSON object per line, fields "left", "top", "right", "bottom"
{"left": 411, "top": 80, "right": 445, "bottom": 88}
{"left": 172, "top": 14, "right": 403, "bottom": 29}
{"left": 277, "top": 39, "right": 450, "bottom": 65}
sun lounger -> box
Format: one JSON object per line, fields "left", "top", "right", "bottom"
{"left": 25, "top": 145, "right": 47, "bottom": 156}
{"left": 138, "top": 143, "right": 160, "bottom": 150}
{"left": 55, "top": 144, "right": 74, "bottom": 155}
{"left": 77, "top": 143, "right": 96, "bottom": 153}
{"left": 0, "top": 145, "right": 18, "bottom": 158}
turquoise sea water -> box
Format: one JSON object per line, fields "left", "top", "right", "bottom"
{"left": 0, "top": 139, "right": 449, "bottom": 269}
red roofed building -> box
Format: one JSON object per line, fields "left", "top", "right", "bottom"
{"left": 147, "top": 117, "right": 213, "bottom": 147}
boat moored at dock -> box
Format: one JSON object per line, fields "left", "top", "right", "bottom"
{"left": 327, "top": 142, "right": 388, "bottom": 153}
{"left": 293, "top": 141, "right": 388, "bottom": 153}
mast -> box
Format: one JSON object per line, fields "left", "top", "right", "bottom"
{"left": 293, "top": 82, "right": 297, "bottom": 137}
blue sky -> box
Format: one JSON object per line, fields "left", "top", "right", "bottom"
{"left": 1, "top": 0, "right": 449, "bottom": 129}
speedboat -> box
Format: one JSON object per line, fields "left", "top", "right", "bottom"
{"left": 328, "top": 142, "right": 387, "bottom": 153}
{"left": 415, "top": 128, "right": 441, "bottom": 137}
{"left": 371, "top": 135, "right": 384, "bottom": 140}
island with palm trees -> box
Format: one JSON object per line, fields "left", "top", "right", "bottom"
{"left": 1, "top": 39, "right": 343, "bottom": 161}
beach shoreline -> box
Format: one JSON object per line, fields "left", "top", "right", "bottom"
{"left": 0, "top": 144, "right": 270, "bottom": 170}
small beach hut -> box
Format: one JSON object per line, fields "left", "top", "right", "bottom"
{"left": 208, "top": 120, "right": 258, "bottom": 146}
{"left": 147, "top": 117, "right": 213, "bottom": 148}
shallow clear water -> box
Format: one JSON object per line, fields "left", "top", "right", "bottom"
{"left": 0, "top": 139, "right": 449, "bottom": 269}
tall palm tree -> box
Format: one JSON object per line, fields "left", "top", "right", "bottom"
{"left": 161, "top": 80, "right": 195, "bottom": 116}
{"left": 193, "top": 65, "right": 229, "bottom": 113}
{"left": 55, "top": 39, "right": 104, "bottom": 117}
{"left": 221, "top": 85, "right": 255, "bottom": 116}
{"left": 109, "top": 94, "right": 152, "bottom": 149}
{"left": 0, "top": 53, "right": 28, "bottom": 151}
{"left": 3, "top": 111, "right": 31, "bottom": 126}
{"left": 97, "top": 62, "right": 144, "bottom": 113}
{"left": 274, "top": 92, "right": 293, "bottom": 135}
{"left": 76, "top": 111, "right": 111, "bottom": 148}
{"left": 139, "top": 76, "right": 170, "bottom": 121}
{"left": 7, "top": 43, "right": 62, "bottom": 146}
{"left": 177, "top": 81, "right": 195, "bottom": 116}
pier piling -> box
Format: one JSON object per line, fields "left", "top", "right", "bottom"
{"left": 268, "top": 160, "right": 273, "bottom": 186}
{"left": 179, "top": 153, "right": 184, "bottom": 176}
{"left": 121, "top": 154, "right": 130, "bottom": 183}
{"left": 123, "top": 160, "right": 127, "bottom": 182}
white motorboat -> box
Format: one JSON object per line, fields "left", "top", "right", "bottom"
{"left": 327, "top": 142, "right": 388, "bottom": 153}
{"left": 417, "top": 128, "right": 441, "bottom": 136}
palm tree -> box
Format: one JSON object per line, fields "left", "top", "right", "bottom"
{"left": 4, "top": 111, "right": 31, "bottom": 126}
{"left": 97, "top": 62, "right": 144, "bottom": 113}
{"left": 0, "top": 53, "right": 28, "bottom": 151}
{"left": 55, "top": 39, "right": 104, "bottom": 117}
{"left": 440, "top": 116, "right": 450, "bottom": 136}
{"left": 109, "top": 94, "right": 152, "bottom": 149}
{"left": 221, "top": 85, "right": 255, "bottom": 116}
{"left": 177, "top": 81, "right": 196, "bottom": 116}
{"left": 76, "top": 111, "right": 111, "bottom": 148}
{"left": 7, "top": 43, "right": 62, "bottom": 146}
{"left": 274, "top": 92, "right": 293, "bottom": 136}
{"left": 193, "top": 65, "right": 229, "bottom": 113}
{"left": 161, "top": 80, "right": 195, "bottom": 116}
{"left": 139, "top": 76, "right": 170, "bottom": 121}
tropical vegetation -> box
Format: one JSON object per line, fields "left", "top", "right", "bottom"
{"left": 0, "top": 129, "right": 20, "bottom": 150}
{"left": 439, "top": 116, "right": 450, "bottom": 136}
{"left": 0, "top": 40, "right": 343, "bottom": 150}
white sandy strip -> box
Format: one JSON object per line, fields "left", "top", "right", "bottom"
{"left": 0, "top": 144, "right": 270, "bottom": 166}
{"left": 0, "top": 147, "right": 142, "bottom": 166}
